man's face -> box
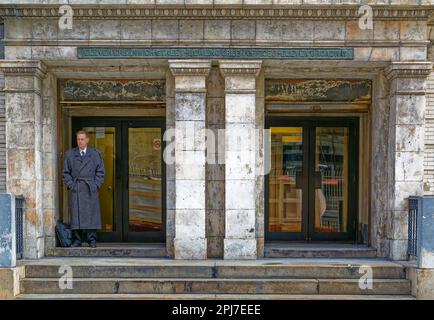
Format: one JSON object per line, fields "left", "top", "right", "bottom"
{"left": 77, "top": 133, "right": 89, "bottom": 150}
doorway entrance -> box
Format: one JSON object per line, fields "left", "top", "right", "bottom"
{"left": 71, "top": 117, "right": 166, "bottom": 242}
{"left": 265, "top": 118, "right": 358, "bottom": 242}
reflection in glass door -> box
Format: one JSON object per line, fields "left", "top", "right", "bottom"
{"left": 268, "top": 127, "right": 305, "bottom": 236}
{"left": 266, "top": 119, "right": 357, "bottom": 242}
{"left": 127, "top": 127, "right": 163, "bottom": 241}
{"left": 83, "top": 127, "right": 116, "bottom": 234}
{"left": 314, "top": 127, "right": 349, "bottom": 234}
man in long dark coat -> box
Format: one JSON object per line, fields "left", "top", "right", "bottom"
{"left": 62, "top": 130, "right": 105, "bottom": 247}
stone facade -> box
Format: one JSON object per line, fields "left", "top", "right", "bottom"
{"left": 0, "top": 0, "right": 433, "bottom": 298}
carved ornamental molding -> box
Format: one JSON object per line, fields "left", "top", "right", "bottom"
{"left": 168, "top": 60, "right": 211, "bottom": 77}
{"left": 219, "top": 60, "right": 262, "bottom": 78}
{"left": 0, "top": 5, "right": 430, "bottom": 21}
{"left": 0, "top": 61, "right": 47, "bottom": 79}
{"left": 385, "top": 62, "right": 433, "bottom": 80}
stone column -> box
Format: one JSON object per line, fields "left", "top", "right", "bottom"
{"left": 219, "top": 60, "right": 262, "bottom": 260}
{"left": 0, "top": 61, "right": 46, "bottom": 259}
{"left": 169, "top": 60, "right": 210, "bottom": 260}
{"left": 385, "top": 62, "right": 433, "bottom": 260}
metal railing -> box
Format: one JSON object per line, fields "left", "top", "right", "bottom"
{"left": 15, "top": 195, "right": 24, "bottom": 260}
{"left": 408, "top": 196, "right": 419, "bottom": 258}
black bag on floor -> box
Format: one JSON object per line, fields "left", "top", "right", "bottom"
{"left": 55, "top": 220, "right": 72, "bottom": 247}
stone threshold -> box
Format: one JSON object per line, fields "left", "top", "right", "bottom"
{"left": 46, "top": 242, "right": 167, "bottom": 258}
{"left": 265, "top": 242, "right": 377, "bottom": 258}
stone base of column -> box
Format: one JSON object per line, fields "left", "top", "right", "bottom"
{"left": 224, "top": 238, "right": 257, "bottom": 259}
{"left": 0, "top": 266, "right": 24, "bottom": 299}
{"left": 174, "top": 238, "right": 207, "bottom": 260}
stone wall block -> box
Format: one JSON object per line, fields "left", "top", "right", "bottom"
{"left": 225, "top": 95, "right": 256, "bottom": 124}
{"left": 174, "top": 93, "right": 206, "bottom": 121}
{"left": 175, "top": 209, "right": 206, "bottom": 239}
{"left": 175, "top": 150, "right": 206, "bottom": 180}
{"left": 204, "top": 20, "right": 231, "bottom": 41}
{"left": 5, "top": 19, "right": 32, "bottom": 40}
{"left": 231, "top": 20, "right": 256, "bottom": 41}
{"left": 281, "top": 20, "right": 314, "bottom": 41}
{"left": 313, "top": 21, "right": 345, "bottom": 41}
{"left": 89, "top": 20, "right": 121, "bottom": 40}
{"left": 256, "top": 20, "right": 282, "bottom": 41}
{"left": 120, "top": 20, "right": 151, "bottom": 40}
{"left": 225, "top": 209, "right": 256, "bottom": 239}
{"left": 179, "top": 20, "right": 204, "bottom": 41}
{"left": 395, "top": 125, "right": 424, "bottom": 152}
{"left": 226, "top": 179, "right": 255, "bottom": 210}
{"left": 58, "top": 19, "right": 89, "bottom": 40}
{"left": 206, "top": 181, "right": 225, "bottom": 210}
{"left": 175, "top": 179, "right": 205, "bottom": 210}
{"left": 206, "top": 209, "right": 225, "bottom": 237}
{"left": 395, "top": 151, "right": 424, "bottom": 182}
{"left": 32, "top": 19, "right": 58, "bottom": 41}
{"left": 400, "top": 47, "right": 427, "bottom": 62}
{"left": 400, "top": 21, "right": 427, "bottom": 41}
{"left": 374, "top": 21, "right": 400, "bottom": 41}
{"left": 224, "top": 238, "right": 257, "bottom": 259}
{"left": 152, "top": 20, "right": 179, "bottom": 40}
{"left": 395, "top": 95, "right": 425, "bottom": 125}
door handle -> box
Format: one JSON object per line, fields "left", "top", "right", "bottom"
{"left": 315, "top": 171, "right": 322, "bottom": 189}
{"left": 107, "top": 186, "right": 112, "bottom": 191}
{"left": 295, "top": 171, "right": 303, "bottom": 189}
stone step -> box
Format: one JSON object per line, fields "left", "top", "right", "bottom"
{"left": 24, "top": 263, "right": 406, "bottom": 279}
{"left": 265, "top": 244, "right": 377, "bottom": 258}
{"left": 48, "top": 243, "right": 166, "bottom": 258}
{"left": 20, "top": 278, "right": 411, "bottom": 295}
{"left": 15, "top": 293, "right": 416, "bottom": 300}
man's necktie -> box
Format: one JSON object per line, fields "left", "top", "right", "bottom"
{"left": 81, "top": 151, "right": 85, "bottom": 157}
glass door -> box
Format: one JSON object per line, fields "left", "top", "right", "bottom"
{"left": 123, "top": 122, "right": 165, "bottom": 242}
{"left": 266, "top": 118, "right": 358, "bottom": 242}
{"left": 72, "top": 118, "right": 165, "bottom": 242}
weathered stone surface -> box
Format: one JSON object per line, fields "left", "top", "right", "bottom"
{"left": 206, "top": 181, "right": 225, "bottom": 210}
{"left": 179, "top": 20, "right": 204, "bottom": 41}
{"left": 0, "top": 267, "right": 23, "bottom": 299}
{"left": 152, "top": 20, "right": 178, "bottom": 40}
{"left": 374, "top": 21, "right": 400, "bottom": 41}
{"left": 313, "top": 21, "right": 345, "bottom": 41}
{"left": 231, "top": 21, "right": 256, "bottom": 41}
{"left": 174, "top": 93, "right": 206, "bottom": 120}
{"left": 415, "top": 268, "right": 434, "bottom": 299}
{"left": 395, "top": 151, "right": 424, "bottom": 182}
{"left": 174, "top": 238, "right": 207, "bottom": 260}
{"left": 120, "top": 20, "right": 152, "bottom": 40}
{"left": 89, "top": 20, "right": 120, "bottom": 40}
{"left": 395, "top": 125, "right": 424, "bottom": 152}
{"left": 176, "top": 180, "right": 205, "bottom": 209}
{"left": 224, "top": 239, "right": 257, "bottom": 259}
{"left": 400, "top": 21, "right": 427, "bottom": 41}
{"left": 225, "top": 210, "right": 256, "bottom": 239}
{"left": 204, "top": 20, "right": 231, "bottom": 41}
{"left": 226, "top": 180, "right": 255, "bottom": 210}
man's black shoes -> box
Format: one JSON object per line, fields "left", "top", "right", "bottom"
{"left": 71, "top": 241, "right": 81, "bottom": 247}
{"left": 89, "top": 241, "right": 97, "bottom": 248}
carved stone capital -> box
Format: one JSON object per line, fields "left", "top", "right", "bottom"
{"left": 169, "top": 60, "right": 211, "bottom": 77}
{"left": 385, "top": 62, "right": 433, "bottom": 81}
{"left": 168, "top": 60, "right": 211, "bottom": 92}
{"left": 218, "top": 60, "right": 262, "bottom": 78}
{"left": 0, "top": 60, "right": 47, "bottom": 80}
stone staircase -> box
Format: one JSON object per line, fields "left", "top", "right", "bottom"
{"left": 16, "top": 258, "right": 414, "bottom": 299}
